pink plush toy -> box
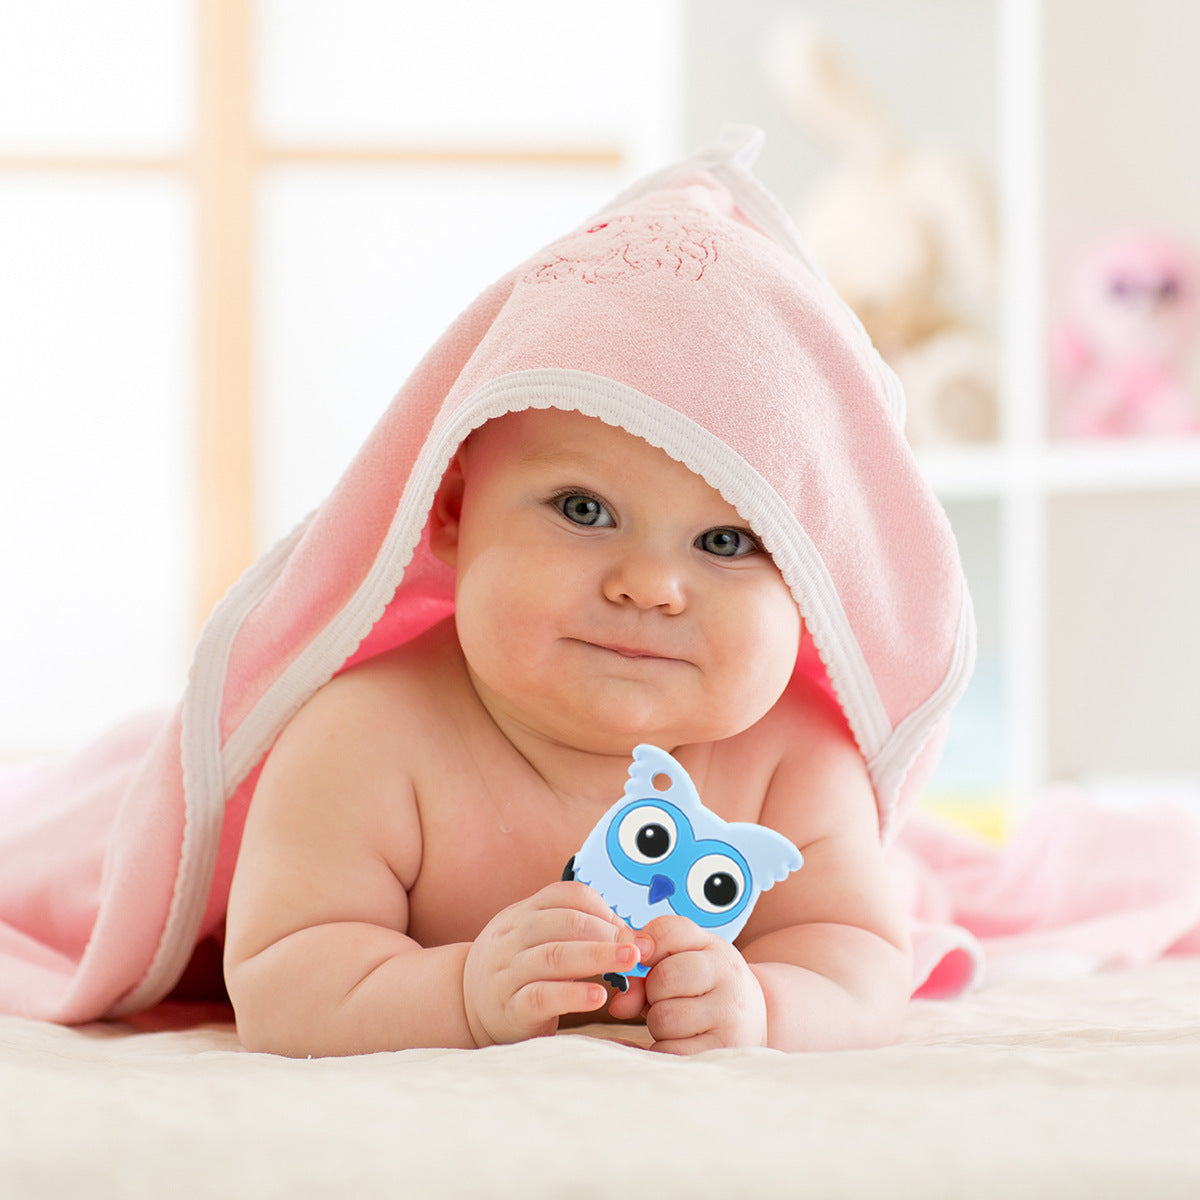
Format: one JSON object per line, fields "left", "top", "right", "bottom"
{"left": 1051, "top": 230, "right": 1200, "bottom": 437}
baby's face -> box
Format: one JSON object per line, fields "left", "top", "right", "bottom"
{"left": 433, "top": 408, "right": 802, "bottom": 754}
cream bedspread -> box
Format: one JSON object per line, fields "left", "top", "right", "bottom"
{"left": 3, "top": 960, "right": 1198, "bottom": 1198}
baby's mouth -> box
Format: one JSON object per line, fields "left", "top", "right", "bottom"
{"left": 586, "top": 640, "right": 680, "bottom": 662}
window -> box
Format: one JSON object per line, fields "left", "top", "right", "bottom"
{"left": 0, "top": 0, "right": 682, "bottom": 755}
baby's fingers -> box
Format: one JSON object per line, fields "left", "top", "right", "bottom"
{"left": 636, "top": 914, "right": 711, "bottom": 969}
{"left": 520, "top": 938, "right": 640, "bottom": 983}
{"left": 650, "top": 1032, "right": 727, "bottom": 1057}
{"left": 511, "top": 979, "right": 609, "bottom": 1028}
{"left": 606, "top": 973, "right": 648, "bottom": 1021}
{"left": 532, "top": 880, "right": 628, "bottom": 926}
{"left": 645, "top": 992, "right": 709, "bottom": 1044}
{"left": 521, "top": 906, "right": 634, "bottom": 954}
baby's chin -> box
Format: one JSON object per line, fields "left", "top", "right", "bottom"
{"left": 473, "top": 667, "right": 776, "bottom": 758}
{"left": 532, "top": 706, "right": 759, "bottom": 760}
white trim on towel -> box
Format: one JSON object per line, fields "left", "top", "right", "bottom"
{"left": 115, "top": 125, "right": 959, "bottom": 1008}
{"left": 117, "top": 367, "right": 912, "bottom": 1010}
{"left": 224, "top": 368, "right": 896, "bottom": 795}
{"left": 868, "top": 585, "right": 978, "bottom": 844}
{"left": 451, "top": 370, "right": 897, "bottom": 768}
{"left": 112, "top": 517, "right": 311, "bottom": 1016}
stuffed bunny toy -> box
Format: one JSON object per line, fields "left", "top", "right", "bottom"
{"left": 765, "top": 17, "right": 998, "bottom": 446}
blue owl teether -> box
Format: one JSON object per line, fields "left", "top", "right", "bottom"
{"left": 562, "top": 744, "right": 803, "bottom": 991}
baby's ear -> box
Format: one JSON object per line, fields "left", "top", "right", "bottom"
{"left": 429, "top": 451, "right": 467, "bottom": 568}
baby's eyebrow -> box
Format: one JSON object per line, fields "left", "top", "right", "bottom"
{"left": 516, "top": 444, "right": 593, "bottom": 472}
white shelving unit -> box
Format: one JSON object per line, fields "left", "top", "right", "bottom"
{"left": 995, "top": 0, "right": 1048, "bottom": 799}
{"left": 685, "top": 0, "right": 1200, "bottom": 804}
{"left": 919, "top": 0, "right": 1200, "bottom": 803}
{"left": 922, "top": 436, "right": 1200, "bottom": 798}
{"left": 921, "top": 441, "right": 1200, "bottom": 500}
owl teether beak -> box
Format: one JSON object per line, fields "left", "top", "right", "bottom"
{"left": 648, "top": 874, "right": 675, "bottom": 905}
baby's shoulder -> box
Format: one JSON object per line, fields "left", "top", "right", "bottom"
{"left": 270, "top": 619, "right": 468, "bottom": 770}
{"left": 253, "top": 622, "right": 471, "bottom": 883}
{"left": 691, "top": 673, "right": 863, "bottom": 825}
{"left": 314, "top": 618, "right": 464, "bottom": 711}
{"left": 760, "top": 674, "right": 877, "bottom": 836}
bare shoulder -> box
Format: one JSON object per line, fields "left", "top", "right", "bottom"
{"left": 247, "top": 620, "right": 467, "bottom": 890}
{"left": 226, "top": 621, "right": 474, "bottom": 971}
{"left": 731, "top": 674, "right": 908, "bottom": 960}
{"left": 286, "top": 619, "right": 469, "bottom": 751}
{"left": 736, "top": 671, "right": 879, "bottom": 846}
{"left": 302, "top": 617, "right": 464, "bottom": 716}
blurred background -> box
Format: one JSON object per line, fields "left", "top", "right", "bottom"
{"left": 2, "top": 0, "right": 1199, "bottom": 830}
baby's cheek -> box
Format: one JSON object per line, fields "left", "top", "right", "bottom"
{"left": 711, "top": 612, "right": 799, "bottom": 729}
{"left": 455, "top": 554, "right": 540, "bottom": 658}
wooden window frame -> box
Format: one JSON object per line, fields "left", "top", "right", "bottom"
{"left": 1, "top": 0, "right": 620, "bottom": 631}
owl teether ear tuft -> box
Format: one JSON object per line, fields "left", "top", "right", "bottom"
{"left": 564, "top": 744, "right": 803, "bottom": 992}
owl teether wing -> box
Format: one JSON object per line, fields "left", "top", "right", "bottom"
{"left": 563, "top": 744, "right": 803, "bottom": 991}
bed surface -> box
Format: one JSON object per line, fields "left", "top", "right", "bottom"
{"left": 3, "top": 959, "right": 1199, "bottom": 1198}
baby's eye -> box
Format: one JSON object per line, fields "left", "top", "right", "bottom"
{"left": 556, "top": 492, "right": 614, "bottom": 528}
{"left": 696, "top": 527, "right": 760, "bottom": 558}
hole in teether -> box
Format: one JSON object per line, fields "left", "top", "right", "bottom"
{"left": 651, "top": 772, "right": 671, "bottom": 792}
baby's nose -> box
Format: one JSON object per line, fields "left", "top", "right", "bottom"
{"left": 602, "top": 547, "right": 686, "bottom": 613}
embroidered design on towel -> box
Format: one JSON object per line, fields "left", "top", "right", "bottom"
{"left": 526, "top": 211, "right": 718, "bottom": 285}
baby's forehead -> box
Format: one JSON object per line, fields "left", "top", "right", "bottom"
{"left": 465, "top": 405, "right": 745, "bottom": 514}
{"left": 467, "top": 407, "right": 671, "bottom": 476}
{"left": 470, "top": 406, "right": 642, "bottom": 456}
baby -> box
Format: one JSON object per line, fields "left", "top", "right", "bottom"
{"left": 220, "top": 130, "right": 973, "bottom": 1056}
{"left": 224, "top": 407, "right": 912, "bottom": 1055}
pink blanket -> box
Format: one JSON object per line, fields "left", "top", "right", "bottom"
{"left": 3, "top": 128, "right": 1198, "bottom": 1022}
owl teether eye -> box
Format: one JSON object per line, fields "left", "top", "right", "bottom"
{"left": 565, "top": 744, "right": 804, "bottom": 992}
{"left": 617, "top": 806, "right": 676, "bottom": 863}
{"left": 687, "top": 854, "right": 745, "bottom": 914}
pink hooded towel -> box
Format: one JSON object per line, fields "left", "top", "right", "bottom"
{"left": 2, "top": 128, "right": 1197, "bottom": 1023}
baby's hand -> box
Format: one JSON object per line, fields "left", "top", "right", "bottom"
{"left": 462, "top": 881, "right": 640, "bottom": 1047}
{"left": 609, "top": 916, "right": 768, "bottom": 1054}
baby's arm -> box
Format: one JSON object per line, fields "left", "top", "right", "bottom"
{"left": 736, "top": 748, "right": 913, "bottom": 1053}
{"left": 224, "top": 675, "right": 636, "bottom": 1057}
{"left": 611, "top": 701, "right": 912, "bottom": 1053}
